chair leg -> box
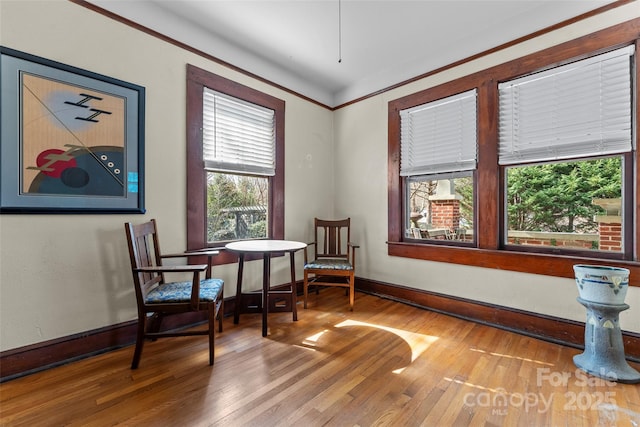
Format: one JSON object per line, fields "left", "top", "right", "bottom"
{"left": 208, "top": 303, "right": 216, "bottom": 366}
{"left": 303, "top": 271, "right": 309, "bottom": 309}
{"left": 217, "top": 296, "right": 224, "bottom": 333}
{"left": 131, "top": 315, "right": 146, "bottom": 369}
{"left": 349, "top": 273, "right": 355, "bottom": 311}
{"left": 148, "top": 313, "right": 163, "bottom": 338}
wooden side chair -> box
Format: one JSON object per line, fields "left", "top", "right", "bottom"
{"left": 303, "top": 218, "right": 359, "bottom": 310}
{"left": 124, "top": 219, "right": 224, "bottom": 369}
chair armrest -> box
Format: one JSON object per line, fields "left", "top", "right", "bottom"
{"left": 185, "top": 246, "right": 226, "bottom": 254}
{"left": 162, "top": 247, "right": 224, "bottom": 258}
{"left": 162, "top": 248, "right": 224, "bottom": 280}
{"left": 134, "top": 264, "right": 208, "bottom": 273}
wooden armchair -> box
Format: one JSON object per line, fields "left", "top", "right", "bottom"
{"left": 124, "top": 219, "right": 224, "bottom": 369}
{"left": 303, "top": 218, "right": 359, "bottom": 310}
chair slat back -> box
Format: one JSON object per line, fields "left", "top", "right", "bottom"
{"left": 314, "top": 218, "right": 350, "bottom": 259}
{"left": 125, "top": 219, "right": 165, "bottom": 301}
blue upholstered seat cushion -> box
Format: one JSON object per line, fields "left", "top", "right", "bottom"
{"left": 305, "top": 259, "right": 353, "bottom": 270}
{"left": 145, "top": 278, "right": 224, "bottom": 304}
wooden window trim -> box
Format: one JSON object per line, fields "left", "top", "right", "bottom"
{"left": 186, "top": 64, "right": 285, "bottom": 264}
{"left": 388, "top": 18, "right": 640, "bottom": 285}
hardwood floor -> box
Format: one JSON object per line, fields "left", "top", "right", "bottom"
{"left": 1, "top": 288, "right": 639, "bottom": 426}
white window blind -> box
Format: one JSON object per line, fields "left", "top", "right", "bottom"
{"left": 203, "top": 88, "right": 275, "bottom": 176}
{"left": 400, "top": 89, "right": 477, "bottom": 176}
{"left": 498, "top": 45, "right": 634, "bottom": 165}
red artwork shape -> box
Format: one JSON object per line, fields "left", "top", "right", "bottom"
{"left": 35, "top": 149, "right": 77, "bottom": 178}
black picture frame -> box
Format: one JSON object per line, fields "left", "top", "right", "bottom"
{"left": 0, "top": 47, "right": 145, "bottom": 213}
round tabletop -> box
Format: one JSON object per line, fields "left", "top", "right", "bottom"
{"left": 225, "top": 239, "right": 307, "bottom": 253}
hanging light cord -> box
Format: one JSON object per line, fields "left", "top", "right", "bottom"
{"left": 338, "top": 0, "right": 342, "bottom": 63}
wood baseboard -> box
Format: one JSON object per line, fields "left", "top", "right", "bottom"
{"left": 3, "top": 278, "right": 638, "bottom": 382}
{"left": 355, "top": 277, "right": 640, "bottom": 362}
{"left": 0, "top": 311, "right": 214, "bottom": 382}
{"left": 0, "top": 321, "right": 136, "bottom": 383}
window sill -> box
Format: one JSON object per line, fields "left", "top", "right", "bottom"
{"left": 387, "top": 241, "right": 640, "bottom": 287}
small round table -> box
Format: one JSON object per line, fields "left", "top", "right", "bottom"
{"left": 225, "top": 240, "right": 307, "bottom": 337}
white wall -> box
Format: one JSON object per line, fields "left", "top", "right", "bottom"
{"left": 332, "top": 3, "right": 640, "bottom": 333}
{"left": 0, "top": 0, "right": 334, "bottom": 351}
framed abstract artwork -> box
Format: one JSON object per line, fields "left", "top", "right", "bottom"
{"left": 0, "top": 47, "right": 145, "bottom": 213}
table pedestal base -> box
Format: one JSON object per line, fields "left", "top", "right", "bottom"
{"left": 574, "top": 298, "right": 640, "bottom": 384}
{"left": 233, "top": 251, "right": 299, "bottom": 337}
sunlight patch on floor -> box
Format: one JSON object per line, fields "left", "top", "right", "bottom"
{"left": 470, "top": 347, "right": 554, "bottom": 366}
{"left": 445, "top": 375, "right": 511, "bottom": 395}
{"left": 597, "top": 403, "right": 640, "bottom": 425}
{"left": 299, "top": 329, "right": 330, "bottom": 350}
{"left": 334, "top": 319, "right": 439, "bottom": 373}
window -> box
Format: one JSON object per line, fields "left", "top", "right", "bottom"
{"left": 400, "top": 90, "right": 477, "bottom": 243}
{"left": 388, "top": 19, "right": 639, "bottom": 279}
{"left": 206, "top": 173, "right": 269, "bottom": 241}
{"left": 202, "top": 89, "right": 274, "bottom": 242}
{"left": 407, "top": 174, "right": 474, "bottom": 242}
{"left": 504, "top": 157, "right": 624, "bottom": 252}
{"left": 187, "top": 65, "right": 285, "bottom": 258}
{"left": 499, "top": 46, "right": 634, "bottom": 256}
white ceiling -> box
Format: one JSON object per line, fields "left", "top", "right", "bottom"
{"left": 87, "top": 0, "right": 616, "bottom": 107}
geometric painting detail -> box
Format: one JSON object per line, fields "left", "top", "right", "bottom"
{"left": 28, "top": 145, "right": 124, "bottom": 196}
{"left": 21, "top": 73, "right": 125, "bottom": 197}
